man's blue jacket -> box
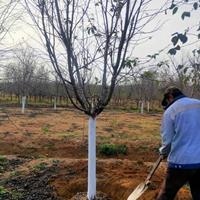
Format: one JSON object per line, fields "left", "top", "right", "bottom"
{"left": 160, "top": 96, "right": 200, "bottom": 169}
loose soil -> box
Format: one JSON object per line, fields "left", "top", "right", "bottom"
{"left": 0, "top": 107, "right": 192, "bottom": 200}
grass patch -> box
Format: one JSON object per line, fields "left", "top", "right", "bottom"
{"left": 10, "top": 170, "right": 22, "bottom": 177}
{"left": 33, "top": 162, "right": 48, "bottom": 171}
{"left": 0, "top": 155, "right": 7, "bottom": 163}
{"left": 42, "top": 125, "right": 50, "bottom": 134}
{"left": 0, "top": 155, "right": 8, "bottom": 173}
{"left": 41, "top": 124, "right": 53, "bottom": 134}
{"left": 0, "top": 186, "right": 24, "bottom": 200}
{"left": 52, "top": 159, "right": 60, "bottom": 165}
{"left": 98, "top": 143, "right": 127, "bottom": 156}
{"left": 0, "top": 186, "right": 9, "bottom": 196}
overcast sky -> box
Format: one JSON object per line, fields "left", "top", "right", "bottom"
{"left": 2, "top": 0, "right": 200, "bottom": 63}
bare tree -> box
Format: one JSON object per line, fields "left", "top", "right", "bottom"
{"left": 31, "top": 65, "right": 51, "bottom": 100}
{"left": 139, "top": 70, "right": 159, "bottom": 112}
{"left": 187, "top": 50, "right": 200, "bottom": 97}
{"left": 157, "top": 57, "right": 190, "bottom": 90}
{"left": 0, "top": 0, "right": 21, "bottom": 42}
{"left": 51, "top": 73, "right": 62, "bottom": 110}
{"left": 0, "top": 0, "right": 22, "bottom": 80}
{"left": 4, "top": 47, "right": 36, "bottom": 112}
{"left": 3, "top": 46, "right": 51, "bottom": 111}
{"left": 24, "top": 0, "right": 167, "bottom": 199}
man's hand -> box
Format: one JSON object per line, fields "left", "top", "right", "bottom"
{"left": 160, "top": 154, "right": 167, "bottom": 160}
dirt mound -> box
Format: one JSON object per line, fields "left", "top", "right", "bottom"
{"left": 4, "top": 165, "right": 59, "bottom": 200}
{"left": 0, "top": 156, "right": 26, "bottom": 173}
{"left": 0, "top": 157, "right": 192, "bottom": 200}
{"left": 70, "top": 192, "right": 112, "bottom": 200}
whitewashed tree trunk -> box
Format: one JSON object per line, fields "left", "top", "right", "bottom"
{"left": 54, "top": 97, "right": 57, "bottom": 110}
{"left": 140, "top": 101, "right": 144, "bottom": 114}
{"left": 87, "top": 117, "right": 96, "bottom": 200}
{"left": 21, "top": 96, "right": 26, "bottom": 114}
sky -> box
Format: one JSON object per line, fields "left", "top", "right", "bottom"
{"left": 131, "top": 1, "right": 200, "bottom": 59}
{"left": 1, "top": 0, "right": 200, "bottom": 65}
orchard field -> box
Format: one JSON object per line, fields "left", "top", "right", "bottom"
{"left": 0, "top": 107, "right": 191, "bottom": 200}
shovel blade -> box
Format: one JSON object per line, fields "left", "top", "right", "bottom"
{"left": 127, "top": 182, "right": 148, "bottom": 200}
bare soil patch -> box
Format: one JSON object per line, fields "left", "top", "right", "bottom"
{"left": 70, "top": 192, "right": 111, "bottom": 200}
{"left": 0, "top": 107, "right": 192, "bottom": 199}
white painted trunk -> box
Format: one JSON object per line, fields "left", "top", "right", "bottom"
{"left": 54, "top": 97, "right": 57, "bottom": 110}
{"left": 87, "top": 117, "right": 96, "bottom": 200}
{"left": 140, "top": 101, "right": 144, "bottom": 114}
{"left": 22, "top": 96, "right": 26, "bottom": 114}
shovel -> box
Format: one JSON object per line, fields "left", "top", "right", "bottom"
{"left": 127, "top": 156, "right": 163, "bottom": 200}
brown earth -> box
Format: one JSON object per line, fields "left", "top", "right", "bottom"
{"left": 0, "top": 107, "right": 192, "bottom": 200}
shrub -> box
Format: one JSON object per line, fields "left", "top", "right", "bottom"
{"left": 98, "top": 143, "right": 127, "bottom": 156}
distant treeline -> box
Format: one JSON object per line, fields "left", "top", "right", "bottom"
{"left": 0, "top": 80, "right": 175, "bottom": 112}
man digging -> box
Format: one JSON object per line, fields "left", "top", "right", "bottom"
{"left": 157, "top": 86, "right": 200, "bottom": 200}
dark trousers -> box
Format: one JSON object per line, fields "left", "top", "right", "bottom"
{"left": 156, "top": 167, "right": 200, "bottom": 200}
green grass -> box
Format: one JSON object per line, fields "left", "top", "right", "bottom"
{"left": 41, "top": 124, "right": 51, "bottom": 134}
{"left": 98, "top": 143, "right": 128, "bottom": 156}
{"left": 0, "top": 186, "right": 8, "bottom": 196}
{"left": 0, "top": 155, "right": 7, "bottom": 162}
{"left": 0, "top": 155, "right": 8, "bottom": 173}
{"left": 52, "top": 160, "right": 60, "bottom": 165}
{"left": 10, "top": 170, "right": 22, "bottom": 177}
{"left": 33, "top": 162, "right": 48, "bottom": 171}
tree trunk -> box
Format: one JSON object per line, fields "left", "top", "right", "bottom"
{"left": 140, "top": 101, "right": 144, "bottom": 114}
{"left": 147, "top": 101, "right": 150, "bottom": 113}
{"left": 22, "top": 96, "right": 26, "bottom": 114}
{"left": 87, "top": 117, "right": 96, "bottom": 200}
{"left": 54, "top": 97, "right": 57, "bottom": 110}
{"left": 66, "top": 97, "right": 69, "bottom": 106}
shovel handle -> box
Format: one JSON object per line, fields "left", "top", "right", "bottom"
{"left": 145, "top": 156, "right": 163, "bottom": 183}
